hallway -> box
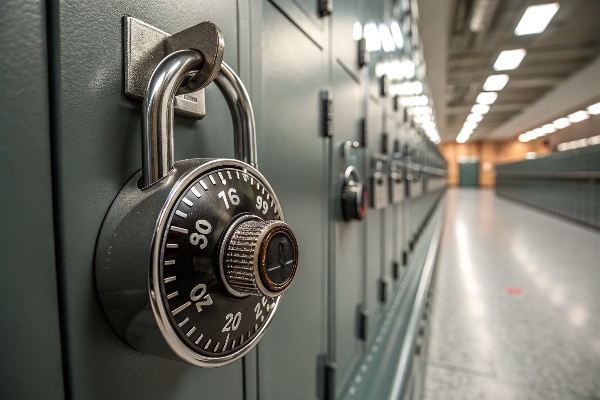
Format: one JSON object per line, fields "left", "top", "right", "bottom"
{"left": 424, "top": 189, "right": 600, "bottom": 399}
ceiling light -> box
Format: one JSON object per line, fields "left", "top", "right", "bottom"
{"left": 483, "top": 74, "right": 509, "bottom": 91}
{"left": 587, "top": 102, "right": 600, "bottom": 115}
{"left": 402, "top": 59, "right": 415, "bottom": 79}
{"left": 515, "top": 3, "right": 560, "bottom": 36}
{"left": 400, "top": 95, "right": 428, "bottom": 106}
{"left": 540, "top": 124, "right": 557, "bottom": 134}
{"left": 379, "top": 24, "right": 395, "bottom": 52}
{"left": 532, "top": 128, "right": 546, "bottom": 138}
{"left": 553, "top": 117, "right": 571, "bottom": 129}
{"left": 391, "top": 21, "right": 404, "bottom": 49}
{"left": 493, "top": 49, "right": 527, "bottom": 71}
{"left": 476, "top": 92, "right": 498, "bottom": 105}
{"left": 471, "top": 104, "right": 490, "bottom": 115}
{"left": 411, "top": 106, "right": 431, "bottom": 116}
{"left": 467, "top": 113, "right": 483, "bottom": 122}
{"left": 568, "top": 110, "right": 589, "bottom": 123}
{"left": 353, "top": 22, "right": 363, "bottom": 41}
{"left": 390, "top": 81, "right": 423, "bottom": 96}
{"left": 518, "top": 133, "right": 530, "bottom": 142}
{"left": 588, "top": 135, "right": 600, "bottom": 146}
{"left": 463, "top": 120, "right": 479, "bottom": 130}
{"left": 364, "top": 23, "right": 381, "bottom": 51}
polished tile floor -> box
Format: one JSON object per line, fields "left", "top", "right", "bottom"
{"left": 423, "top": 189, "right": 600, "bottom": 400}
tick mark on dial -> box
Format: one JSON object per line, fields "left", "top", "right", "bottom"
{"left": 191, "top": 187, "right": 201, "bottom": 198}
{"left": 194, "top": 334, "right": 204, "bottom": 345}
{"left": 218, "top": 172, "right": 226, "bottom": 184}
{"left": 170, "top": 226, "right": 188, "bottom": 234}
{"left": 223, "top": 333, "right": 230, "bottom": 351}
{"left": 164, "top": 260, "right": 176, "bottom": 266}
{"left": 182, "top": 198, "right": 193, "bottom": 207}
{"left": 186, "top": 327, "right": 196, "bottom": 337}
{"left": 214, "top": 342, "right": 221, "bottom": 352}
{"left": 227, "top": 171, "right": 232, "bottom": 180}
{"left": 209, "top": 175, "right": 216, "bottom": 185}
{"left": 164, "top": 276, "right": 176, "bottom": 283}
{"left": 236, "top": 171, "right": 240, "bottom": 180}
{"left": 172, "top": 301, "right": 191, "bottom": 316}
{"left": 204, "top": 339, "right": 212, "bottom": 350}
{"left": 231, "top": 340, "right": 236, "bottom": 350}
{"left": 167, "top": 291, "right": 178, "bottom": 299}
{"left": 166, "top": 243, "right": 178, "bottom": 249}
{"left": 200, "top": 180, "right": 208, "bottom": 190}
{"left": 178, "top": 317, "right": 189, "bottom": 327}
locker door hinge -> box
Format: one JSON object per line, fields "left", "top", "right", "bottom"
{"left": 324, "top": 363, "right": 336, "bottom": 399}
{"left": 379, "top": 278, "right": 389, "bottom": 303}
{"left": 318, "top": 0, "right": 333, "bottom": 17}
{"left": 358, "top": 310, "right": 369, "bottom": 341}
{"left": 322, "top": 88, "right": 334, "bottom": 137}
{"left": 360, "top": 118, "right": 368, "bottom": 147}
{"left": 392, "top": 260, "right": 400, "bottom": 280}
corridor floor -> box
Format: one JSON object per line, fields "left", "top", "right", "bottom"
{"left": 423, "top": 189, "right": 600, "bottom": 400}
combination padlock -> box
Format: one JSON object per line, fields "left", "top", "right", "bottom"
{"left": 341, "top": 166, "right": 367, "bottom": 221}
{"left": 95, "top": 42, "right": 299, "bottom": 367}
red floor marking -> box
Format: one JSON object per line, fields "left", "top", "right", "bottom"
{"left": 505, "top": 287, "right": 523, "bottom": 295}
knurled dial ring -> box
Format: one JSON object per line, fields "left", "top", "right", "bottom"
{"left": 222, "top": 216, "right": 299, "bottom": 297}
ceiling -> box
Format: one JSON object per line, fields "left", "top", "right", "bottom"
{"left": 425, "top": 0, "right": 600, "bottom": 142}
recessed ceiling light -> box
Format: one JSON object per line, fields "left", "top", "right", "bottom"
{"left": 553, "top": 117, "right": 571, "bottom": 129}
{"left": 379, "top": 25, "right": 395, "bottom": 52}
{"left": 587, "top": 102, "right": 600, "bottom": 115}
{"left": 471, "top": 104, "right": 490, "bottom": 115}
{"left": 463, "top": 120, "right": 479, "bottom": 130}
{"left": 391, "top": 21, "right": 404, "bottom": 49}
{"left": 568, "top": 110, "right": 589, "bottom": 123}
{"left": 476, "top": 92, "right": 498, "bottom": 105}
{"left": 515, "top": 3, "right": 559, "bottom": 36}
{"left": 494, "top": 49, "right": 527, "bottom": 71}
{"left": 467, "top": 113, "right": 483, "bottom": 122}
{"left": 483, "top": 74, "right": 510, "bottom": 91}
{"left": 353, "top": 22, "right": 363, "bottom": 41}
{"left": 364, "top": 23, "right": 381, "bottom": 51}
{"left": 518, "top": 133, "right": 530, "bottom": 143}
{"left": 541, "top": 124, "right": 557, "bottom": 134}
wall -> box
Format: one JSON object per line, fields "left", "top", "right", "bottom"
{"left": 439, "top": 138, "right": 550, "bottom": 187}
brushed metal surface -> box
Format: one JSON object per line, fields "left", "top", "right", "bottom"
{"left": 124, "top": 16, "right": 207, "bottom": 119}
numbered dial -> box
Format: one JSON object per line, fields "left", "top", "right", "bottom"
{"left": 159, "top": 166, "right": 297, "bottom": 357}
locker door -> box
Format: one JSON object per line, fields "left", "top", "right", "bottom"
{"left": 0, "top": 0, "right": 65, "bottom": 398}
{"left": 50, "top": 1, "right": 246, "bottom": 397}
{"left": 255, "top": 2, "right": 328, "bottom": 399}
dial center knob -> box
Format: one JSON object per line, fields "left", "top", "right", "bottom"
{"left": 221, "top": 216, "right": 299, "bottom": 297}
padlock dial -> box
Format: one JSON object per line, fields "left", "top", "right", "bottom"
{"left": 158, "top": 165, "right": 297, "bottom": 357}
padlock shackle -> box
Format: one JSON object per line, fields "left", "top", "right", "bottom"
{"left": 142, "top": 50, "right": 258, "bottom": 188}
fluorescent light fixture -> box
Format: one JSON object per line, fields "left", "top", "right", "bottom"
{"left": 463, "top": 120, "right": 479, "bottom": 130}
{"left": 390, "top": 81, "right": 423, "bottom": 96}
{"left": 476, "top": 92, "right": 498, "bottom": 105}
{"left": 588, "top": 135, "right": 600, "bottom": 145}
{"left": 467, "top": 113, "right": 483, "bottom": 123}
{"left": 391, "top": 21, "right": 404, "bottom": 49}
{"left": 456, "top": 133, "right": 470, "bottom": 143}
{"left": 518, "top": 133, "right": 530, "bottom": 142}
{"left": 483, "top": 74, "right": 509, "bottom": 91}
{"left": 494, "top": 49, "right": 527, "bottom": 71}
{"left": 515, "top": 3, "right": 559, "bottom": 36}
{"left": 364, "top": 23, "right": 381, "bottom": 51}
{"left": 471, "top": 104, "right": 490, "bottom": 115}
{"left": 412, "top": 106, "right": 431, "bottom": 116}
{"left": 557, "top": 143, "right": 566, "bottom": 151}
{"left": 532, "top": 128, "right": 546, "bottom": 138}
{"left": 423, "top": 122, "right": 436, "bottom": 130}
{"left": 568, "top": 110, "right": 589, "bottom": 123}
{"left": 400, "top": 95, "right": 428, "bottom": 106}
{"left": 353, "top": 22, "right": 363, "bottom": 41}
{"left": 379, "top": 25, "right": 395, "bottom": 52}
{"left": 587, "top": 102, "right": 600, "bottom": 115}
{"left": 541, "top": 124, "right": 557, "bottom": 134}
{"left": 553, "top": 117, "right": 571, "bottom": 129}
{"left": 414, "top": 115, "right": 431, "bottom": 124}
{"left": 402, "top": 59, "right": 415, "bottom": 79}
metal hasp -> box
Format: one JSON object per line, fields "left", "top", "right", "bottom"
{"left": 142, "top": 49, "right": 257, "bottom": 187}
{"left": 124, "top": 16, "right": 224, "bottom": 118}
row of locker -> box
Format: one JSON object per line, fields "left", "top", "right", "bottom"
{"left": 1, "top": 0, "right": 448, "bottom": 399}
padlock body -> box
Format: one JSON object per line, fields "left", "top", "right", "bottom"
{"left": 95, "top": 158, "right": 284, "bottom": 367}
{"left": 371, "top": 171, "right": 389, "bottom": 210}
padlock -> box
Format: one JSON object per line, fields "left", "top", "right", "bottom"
{"left": 95, "top": 48, "right": 299, "bottom": 368}
{"left": 341, "top": 166, "right": 367, "bottom": 221}
{"left": 389, "top": 159, "right": 406, "bottom": 204}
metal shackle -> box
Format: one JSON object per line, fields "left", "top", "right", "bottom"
{"left": 142, "top": 49, "right": 258, "bottom": 188}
